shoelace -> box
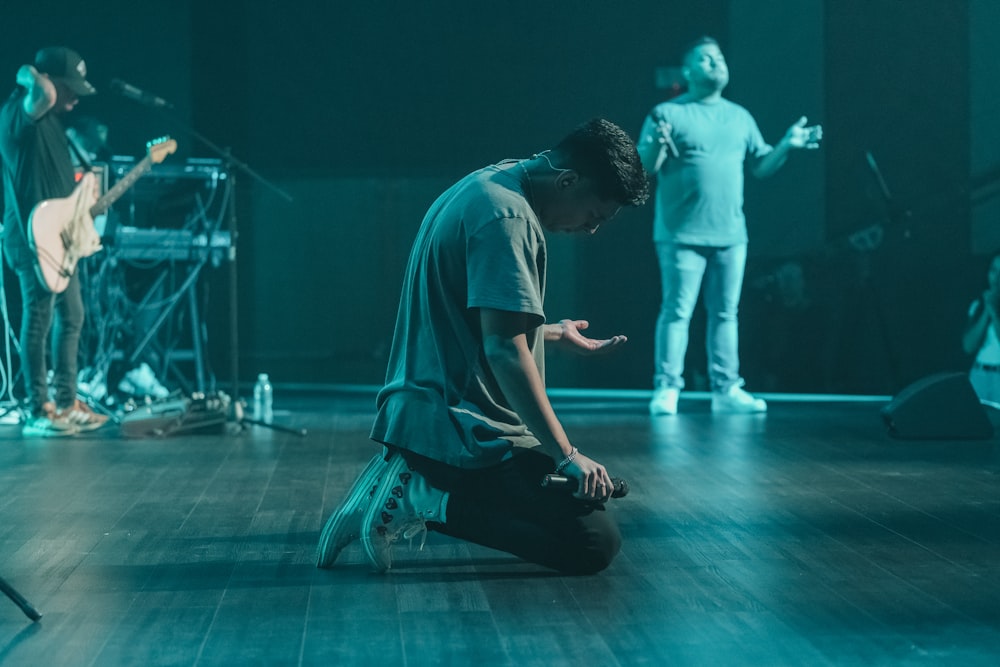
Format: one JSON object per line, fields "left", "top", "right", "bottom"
{"left": 378, "top": 519, "right": 429, "bottom": 569}
{"left": 402, "top": 521, "right": 429, "bottom": 552}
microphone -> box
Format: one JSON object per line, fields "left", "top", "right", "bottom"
{"left": 864, "top": 151, "right": 893, "bottom": 204}
{"left": 109, "top": 79, "right": 173, "bottom": 109}
{"left": 650, "top": 109, "right": 680, "bottom": 157}
{"left": 541, "top": 474, "right": 630, "bottom": 499}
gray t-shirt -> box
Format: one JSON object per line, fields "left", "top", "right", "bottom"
{"left": 370, "top": 162, "right": 547, "bottom": 468}
{"left": 639, "top": 94, "right": 771, "bottom": 246}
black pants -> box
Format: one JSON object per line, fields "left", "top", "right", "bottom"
{"left": 398, "top": 448, "right": 622, "bottom": 575}
{"left": 14, "top": 266, "right": 83, "bottom": 413}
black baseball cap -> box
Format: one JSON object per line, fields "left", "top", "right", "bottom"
{"left": 34, "top": 46, "right": 96, "bottom": 96}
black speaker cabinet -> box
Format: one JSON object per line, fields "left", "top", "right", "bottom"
{"left": 881, "top": 372, "right": 994, "bottom": 440}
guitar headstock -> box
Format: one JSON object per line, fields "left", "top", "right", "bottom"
{"left": 146, "top": 136, "right": 178, "bottom": 164}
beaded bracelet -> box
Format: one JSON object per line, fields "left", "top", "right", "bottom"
{"left": 555, "top": 447, "right": 579, "bottom": 473}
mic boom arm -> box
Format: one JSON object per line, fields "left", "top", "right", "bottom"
{"left": 110, "top": 78, "right": 173, "bottom": 109}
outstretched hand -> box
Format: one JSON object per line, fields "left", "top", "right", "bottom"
{"left": 545, "top": 319, "right": 627, "bottom": 356}
{"left": 784, "top": 116, "right": 823, "bottom": 150}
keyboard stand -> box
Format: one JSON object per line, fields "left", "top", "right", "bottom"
{"left": 127, "top": 259, "right": 208, "bottom": 394}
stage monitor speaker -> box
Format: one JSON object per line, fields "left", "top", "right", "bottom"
{"left": 881, "top": 372, "right": 994, "bottom": 440}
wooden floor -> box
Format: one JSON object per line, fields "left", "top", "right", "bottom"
{"left": 2, "top": 389, "right": 1000, "bottom": 666}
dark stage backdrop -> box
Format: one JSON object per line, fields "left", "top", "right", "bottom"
{"left": 818, "top": 0, "right": 975, "bottom": 395}
{"left": 190, "top": 0, "right": 734, "bottom": 389}
{"left": 0, "top": 1, "right": 989, "bottom": 395}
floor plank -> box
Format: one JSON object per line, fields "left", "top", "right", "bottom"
{"left": 2, "top": 391, "right": 1000, "bottom": 665}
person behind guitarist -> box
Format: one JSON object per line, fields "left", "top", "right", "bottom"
{"left": 0, "top": 47, "right": 109, "bottom": 436}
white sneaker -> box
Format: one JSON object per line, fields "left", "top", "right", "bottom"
{"left": 118, "top": 363, "right": 169, "bottom": 399}
{"left": 361, "top": 454, "right": 448, "bottom": 572}
{"left": 77, "top": 368, "right": 108, "bottom": 401}
{"left": 712, "top": 383, "right": 767, "bottom": 414}
{"left": 316, "top": 453, "right": 389, "bottom": 568}
{"left": 649, "top": 387, "right": 680, "bottom": 415}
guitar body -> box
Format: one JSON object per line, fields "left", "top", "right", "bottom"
{"left": 27, "top": 171, "right": 103, "bottom": 293}
{"left": 25, "top": 137, "right": 177, "bottom": 294}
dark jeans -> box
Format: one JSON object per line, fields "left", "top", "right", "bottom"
{"left": 398, "top": 447, "right": 622, "bottom": 575}
{"left": 14, "top": 266, "right": 83, "bottom": 413}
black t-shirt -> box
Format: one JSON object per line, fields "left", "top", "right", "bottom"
{"left": 0, "top": 89, "right": 76, "bottom": 270}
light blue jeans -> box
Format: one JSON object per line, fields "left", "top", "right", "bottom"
{"left": 653, "top": 242, "right": 747, "bottom": 391}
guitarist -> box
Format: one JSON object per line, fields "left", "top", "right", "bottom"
{"left": 0, "top": 47, "right": 108, "bottom": 436}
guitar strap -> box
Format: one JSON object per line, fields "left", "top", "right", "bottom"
{"left": 64, "top": 130, "right": 112, "bottom": 239}
{"left": 65, "top": 130, "right": 94, "bottom": 172}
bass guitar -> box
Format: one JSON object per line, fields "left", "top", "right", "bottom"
{"left": 28, "top": 136, "right": 177, "bottom": 293}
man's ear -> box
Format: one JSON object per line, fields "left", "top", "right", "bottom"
{"left": 555, "top": 170, "right": 579, "bottom": 190}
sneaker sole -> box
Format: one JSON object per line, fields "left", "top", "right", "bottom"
{"left": 316, "top": 453, "right": 386, "bottom": 568}
{"left": 22, "top": 426, "right": 80, "bottom": 437}
{"left": 711, "top": 404, "right": 767, "bottom": 414}
{"left": 70, "top": 420, "right": 109, "bottom": 432}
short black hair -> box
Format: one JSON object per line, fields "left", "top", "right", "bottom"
{"left": 680, "top": 35, "right": 721, "bottom": 65}
{"left": 552, "top": 118, "right": 648, "bottom": 206}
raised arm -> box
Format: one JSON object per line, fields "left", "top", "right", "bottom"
{"left": 16, "top": 65, "right": 57, "bottom": 120}
{"left": 636, "top": 111, "right": 679, "bottom": 175}
{"left": 480, "top": 308, "right": 612, "bottom": 498}
{"left": 752, "top": 116, "right": 822, "bottom": 179}
{"left": 963, "top": 293, "right": 996, "bottom": 355}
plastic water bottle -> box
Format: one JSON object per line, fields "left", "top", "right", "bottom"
{"left": 253, "top": 373, "right": 273, "bottom": 424}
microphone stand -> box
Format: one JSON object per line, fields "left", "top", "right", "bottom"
{"left": 0, "top": 575, "right": 42, "bottom": 621}
{"left": 133, "top": 97, "right": 305, "bottom": 436}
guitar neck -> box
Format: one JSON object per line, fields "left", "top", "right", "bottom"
{"left": 89, "top": 156, "right": 155, "bottom": 217}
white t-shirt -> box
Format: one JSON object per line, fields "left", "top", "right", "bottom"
{"left": 969, "top": 298, "right": 1000, "bottom": 365}
{"left": 639, "top": 94, "right": 772, "bottom": 246}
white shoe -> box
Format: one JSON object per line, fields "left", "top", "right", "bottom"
{"left": 316, "top": 453, "right": 389, "bottom": 568}
{"left": 649, "top": 387, "right": 680, "bottom": 415}
{"left": 712, "top": 383, "right": 767, "bottom": 414}
{"left": 118, "top": 363, "right": 169, "bottom": 399}
{"left": 77, "top": 368, "right": 108, "bottom": 401}
{"left": 361, "top": 454, "right": 448, "bottom": 572}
